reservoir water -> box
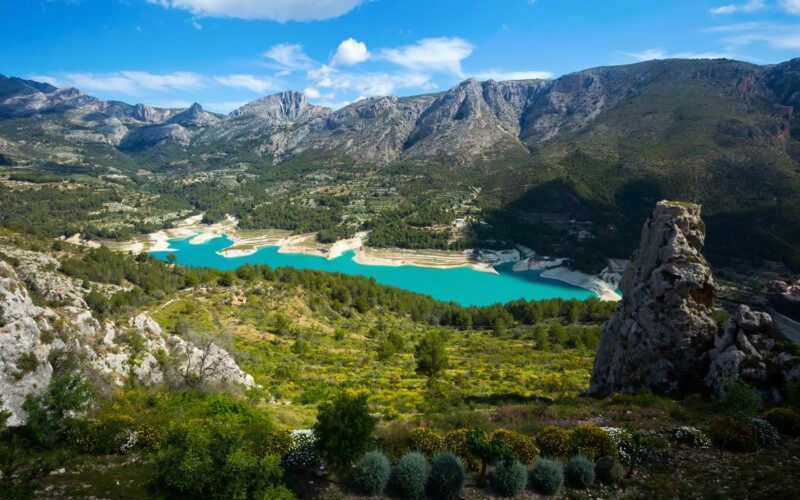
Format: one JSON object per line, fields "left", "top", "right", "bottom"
{"left": 150, "top": 235, "right": 596, "bottom": 306}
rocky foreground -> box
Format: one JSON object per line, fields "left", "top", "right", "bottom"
{"left": 0, "top": 260, "right": 254, "bottom": 426}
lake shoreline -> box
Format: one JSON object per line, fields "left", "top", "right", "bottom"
{"left": 109, "top": 215, "right": 620, "bottom": 301}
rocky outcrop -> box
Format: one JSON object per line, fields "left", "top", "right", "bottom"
{"left": 0, "top": 260, "right": 255, "bottom": 426}
{"left": 168, "top": 102, "right": 219, "bottom": 126}
{"left": 589, "top": 201, "right": 718, "bottom": 395}
{"left": 119, "top": 123, "right": 191, "bottom": 151}
{"left": 705, "top": 305, "right": 800, "bottom": 401}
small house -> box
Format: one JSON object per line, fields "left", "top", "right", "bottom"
{"left": 232, "top": 295, "right": 247, "bottom": 306}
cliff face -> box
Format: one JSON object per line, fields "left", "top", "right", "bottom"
{"left": 0, "top": 260, "right": 255, "bottom": 426}
{"left": 589, "top": 201, "right": 718, "bottom": 395}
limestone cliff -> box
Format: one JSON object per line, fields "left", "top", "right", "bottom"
{"left": 589, "top": 201, "right": 718, "bottom": 395}
{"left": 0, "top": 261, "right": 255, "bottom": 426}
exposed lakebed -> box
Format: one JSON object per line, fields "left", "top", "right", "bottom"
{"left": 150, "top": 234, "right": 597, "bottom": 306}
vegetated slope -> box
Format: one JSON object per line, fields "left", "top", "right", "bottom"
{"left": 1, "top": 58, "right": 799, "bottom": 271}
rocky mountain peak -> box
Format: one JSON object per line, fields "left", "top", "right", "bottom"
{"left": 229, "top": 90, "right": 326, "bottom": 123}
{"left": 589, "top": 201, "right": 718, "bottom": 395}
{"left": 169, "top": 102, "right": 218, "bottom": 126}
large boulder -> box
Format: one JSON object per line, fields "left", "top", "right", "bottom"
{"left": 589, "top": 201, "right": 718, "bottom": 395}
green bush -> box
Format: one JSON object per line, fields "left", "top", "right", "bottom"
{"left": 595, "top": 456, "right": 624, "bottom": 485}
{"left": 428, "top": 452, "right": 465, "bottom": 500}
{"left": 145, "top": 420, "right": 287, "bottom": 500}
{"left": 390, "top": 451, "right": 429, "bottom": 500}
{"left": 529, "top": 457, "right": 564, "bottom": 495}
{"left": 492, "top": 459, "right": 527, "bottom": 497}
{"left": 750, "top": 418, "right": 780, "bottom": 447}
{"left": 23, "top": 362, "right": 92, "bottom": 444}
{"left": 565, "top": 454, "right": 595, "bottom": 488}
{"left": 763, "top": 408, "right": 800, "bottom": 436}
{"left": 706, "top": 416, "right": 759, "bottom": 452}
{"left": 444, "top": 428, "right": 481, "bottom": 471}
{"left": 536, "top": 426, "right": 574, "bottom": 461}
{"left": 351, "top": 450, "right": 391, "bottom": 495}
{"left": 712, "top": 376, "right": 762, "bottom": 421}
{"left": 571, "top": 424, "right": 618, "bottom": 459}
{"left": 491, "top": 428, "right": 539, "bottom": 465}
{"left": 313, "top": 392, "right": 376, "bottom": 472}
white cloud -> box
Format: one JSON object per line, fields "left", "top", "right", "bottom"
{"left": 780, "top": 0, "right": 800, "bottom": 14}
{"left": 710, "top": 0, "right": 764, "bottom": 15}
{"left": 473, "top": 69, "right": 553, "bottom": 81}
{"left": 213, "top": 74, "right": 276, "bottom": 94}
{"left": 28, "top": 75, "right": 60, "bottom": 87}
{"left": 621, "top": 49, "right": 731, "bottom": 61}
{"left": 146, "top": 0, "right": 364, "bottom": 22}
{"left": 382, "top": 37, "right": 474, "bottom": 75}
{"left": 58, "top": 71, "right": 204, "bottom": 95}
{"left": 262, "top": 43, "right": 313, "bottom": 70}
{"left": 304, "top": 87, "right": 321, "bottom": 98}
{"left": 707, "top": 22, "right": 800, "bottom": 50}
{"left": 332, "top": 38, "right": 370, "bottom": 66}
{"left": 310, "top": 67, "right": 432, "bottom": 97}
{"left": 192, "top": 21, "right": 202, "bottom": 29}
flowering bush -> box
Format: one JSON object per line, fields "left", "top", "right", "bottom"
{"left": 491, "top": 428, "right": 539, "bottom": 465}
{"left": 572, "top": 424, "right": 617, "bottom": 459}
{"left": 137, "top": 423, "right": 160, "bottom": 452}
{"left": 81, "top": 413, "right": 136, "bottom": 454}
{"left": 284, "top": 430, "right": 319, "bottom": 469}
{"left": 262, "top": 429, "right": 294, "bottom": 460}
{"left": 706, "top": 416, "right": 758, "bottom": 452}
{"left": 750, "top": 418, "right": 780, "bottom": 447}
{"left": 409, "top": 426, "right": 444, "bottom": 460}
{"left": 536, "top": 426, "right": 574, "bottom": 461}
{"left": 673, "top": 426, "right": 711, "bottom": 449}
{"left": 602, "top": 427, "right": 637, "bottom": 463}
{"left": 444, "top": 429, "right": 481, "bottom": 471}
{"left": 763, "top": 407, "right": 800, "bottom": 437}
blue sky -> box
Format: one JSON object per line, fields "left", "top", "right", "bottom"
{"left": 1, "top": 0, "right": 799, "bottom": 112}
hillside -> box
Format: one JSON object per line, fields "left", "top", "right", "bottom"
{"left": 1, "top": 58, "right": 800, "bottom": 273}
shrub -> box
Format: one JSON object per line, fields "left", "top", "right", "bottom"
{"left": 145, "top": 420, "right": 286, "bottom": 500}
{"left": 491, "top": 428, "right": 539, "bottom": 465}
{"left": 262, "top": 429, "right": 294, "bottom": 460}
{"left": 572, "top": 424, "right": 618, "bottom": 459}
{"left": 444, "top": 428, "right": 481, "bottom": 471}
{"left": 536, "top": 426, "right": 574, "bottom": 461}
{"left": 390, "top": 451, "right": 429, "bottom": 500}
{"left": 23, "top": 369, "right": 93, "bottom": 444}
{"left": 409, "top": 426, "right": 444, "bottom": 460}
{"left": 750, "top": 418, "right": 780, "bottom": 447}
{"left": 529, "top": 457, "right": 564, "bottom": 495}
{"left": 313, "top": 392, "right": 376, "bottom": 472}
{"left": 285, "top": 430, "right": 319, "bottom": 469}
{"left": 706, "top": 416, "right": 758, "bottom": 452}
{"left": 137, "top": 423, "right": 160, "bottom": 451}
{"left": 351, "top": 450, "right": 391, "bottom": 495}
{"left": 428, "top": 452, "right": 465, "bottom": 500}
{"left": 763, "top": 408, "right": 800, "bottom": 437}
{"left": 565, "top": 454, "right": 595, "bottom": 488}
{"left": 712, "top": 376, "right": 761, "bottom": 421}
{"left": 81, "top": 413, "right": 136, "bottom": 454}
{"left": 492, "top": 459, "right": 528, "bottom": 497}
{"left": 376, "top": 424, "right": 412, "bottom": 464}
{"left": 673, "top": 426, "right": 711, "bottom": 448}
{"left": 595, "top": 456, "right": 624, "bottom": 485}
{"left": 602, "top": 426, "right": 637, "bottom": 463}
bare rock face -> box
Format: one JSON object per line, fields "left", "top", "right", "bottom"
{"left": 0, "top": 260, "right": 256, "bottom": 426}
{"left": 589, "top": 201, "right": 718, "bottom": 395}
{"left": 705, "top": 305, "right": 800, "bottom": 401}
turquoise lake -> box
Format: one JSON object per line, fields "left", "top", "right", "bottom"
{"left": 150, "top": 235, "right": 596, "bottom": 306}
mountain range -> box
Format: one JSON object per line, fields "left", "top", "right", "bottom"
{"left": 1, "top": 57, "right": 800, "bottom": 271}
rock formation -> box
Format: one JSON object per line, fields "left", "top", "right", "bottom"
{"left": 0, "top": 261, "right": 255, "bottom": 426}
{"left": 589, "top": 201, "right": 718, "bottom": 395}
{"left": 589, "top": 201, "right": 800, "bottom": 400}
{"left": 706, "top": 305, "right": 800, "bottom": 401}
